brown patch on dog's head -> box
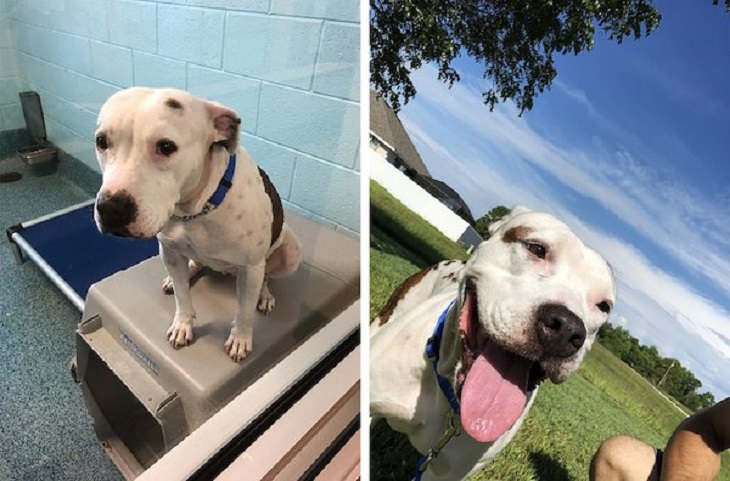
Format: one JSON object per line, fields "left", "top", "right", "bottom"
{"left": 502, "top": 225, "right": 534, "bottom": 244}
{"left": 165, "top": 98, "right": 183, "bottom": 110}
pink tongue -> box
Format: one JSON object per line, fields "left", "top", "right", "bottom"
{"left": 459, "top": 294, "right": 532, "bottom": 443}
{"left": 460, "top": 347, "right": 531, "bottom": 442}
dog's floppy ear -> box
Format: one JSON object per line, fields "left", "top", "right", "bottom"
{"left": 487, "top": 205, "right": 532, "bottom": 236}
{"left": 207, "top": 101, "right": 241, "bottom": 153}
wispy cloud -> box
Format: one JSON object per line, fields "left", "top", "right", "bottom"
{"left": 399, "top": 65, "right": 730, "bottom": 397}
{"left": 552, "top": 79, "right": 603, "bottom": 120}
{"left": 404, "top": 65, "right": 730, "bottom": 303}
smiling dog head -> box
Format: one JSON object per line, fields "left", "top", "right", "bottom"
{"left": 93, "top": 87, "right": 241, "bottom": 238}
{"left": 456, "top": 206, "right": 615, "bottom": 442}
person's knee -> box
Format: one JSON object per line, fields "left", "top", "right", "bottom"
{"left": 590, "top": 435, "right": 658, "bottom": 481}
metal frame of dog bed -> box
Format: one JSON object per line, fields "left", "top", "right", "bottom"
{"left": 6, "top": 199, "right": 159, "bottom": 310}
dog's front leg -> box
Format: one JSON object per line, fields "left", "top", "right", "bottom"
{"left": 160, "top": 242, "right": 196, "bottom": 348}
{"left": 225, "top": 260, "right": 265, "bottom": 362}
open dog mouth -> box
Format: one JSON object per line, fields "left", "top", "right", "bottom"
{"left": 456, "top": 284, "right": 547, "bottom": 443}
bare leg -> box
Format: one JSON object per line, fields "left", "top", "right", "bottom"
{"left": 590, "top": 435, "right": 660, "bottom": 481}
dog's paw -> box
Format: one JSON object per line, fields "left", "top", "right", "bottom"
{"left": 257, "top": 291, "right": 275, "bottom": 315}
{"left": 224, "top": 332, "right": 253, "bottom": 362}
{"left": 167, "top": 317, "right": 194, "bottom": 348}
{"left": 161, "top": 275, "right": 174, "bottom": 295}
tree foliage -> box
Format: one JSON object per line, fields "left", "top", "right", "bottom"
{"left": 597, "top": 322, "right": 716, "bottom": 411}
{"left": 372, "top": 0, "right": 730, "bottom": 113}
{"left": 475, "top": 205, "right": 510, "bottom": 239}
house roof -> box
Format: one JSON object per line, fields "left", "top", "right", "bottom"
{"left": 417, "top": 176, "right": 476, "bottom": 225}
{"left": 369, "top": 90, "right": 431, "bottom": 177}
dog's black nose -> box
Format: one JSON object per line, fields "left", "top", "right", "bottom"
{"left": 535, "top": 304, "right": 586, "bottom": 357}
{"left": 96, "top": 190, "right": 137, "bottom": 237}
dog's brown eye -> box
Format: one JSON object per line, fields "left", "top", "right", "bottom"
{"left": 524, "top": 242, "right": 547, "bottom": 259}
{"left": 96, "top": 134, "right": 108, "bottom": 151}
{"left": 156, "top": 139, "right": 177, "bottom": 156}
{"left": 597, "top": 301, "right": 612, "bottom": 314}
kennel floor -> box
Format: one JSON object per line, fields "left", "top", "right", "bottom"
{"left": 0, "top": 154, "right": 124, "bottom": 480}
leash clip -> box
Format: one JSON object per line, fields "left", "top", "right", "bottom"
{"left": 415, "top": 410, "right": 461, "bottom": 476}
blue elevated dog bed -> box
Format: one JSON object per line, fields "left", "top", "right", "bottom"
{"left": 7, "top": 199, "right": 159, "bottom": 310}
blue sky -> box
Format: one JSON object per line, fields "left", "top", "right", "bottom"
{"left": 397, "top": 2, "right": 730, "bottom": 398}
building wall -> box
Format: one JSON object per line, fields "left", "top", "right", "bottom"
{"left": 370, "top": 149, "right": 482, "bottom": 249}
{"left": 0, "top": 0, "right": 23, "bottom": 131}
{"left": 0, "top": 0, "right": 359, "bottom": 234}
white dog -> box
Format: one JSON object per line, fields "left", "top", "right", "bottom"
{"left": 93, "top": 87, "right": 302, "bottom": 362}
{"left": 370, "top": 207, "right": 615, "bottom": 480}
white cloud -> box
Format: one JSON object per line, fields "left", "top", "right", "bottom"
{"left": 552, "top": 79, "right": 603, "bottom": 120}
{"left": 403, "top": 65, "right": 730, "bottom": 303}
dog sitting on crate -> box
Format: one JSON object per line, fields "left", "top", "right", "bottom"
{"left": 93, "top": 87, "right": 302, "bottom": 362}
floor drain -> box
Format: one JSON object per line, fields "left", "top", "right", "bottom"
{"left": 0, "top": 172, "right": 23, "bottom": 183}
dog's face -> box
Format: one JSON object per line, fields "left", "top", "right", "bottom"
{"left": 461, "top": 206, "right": 615, "bottom": 383}
{"left": 93, "top": 87, "right": 241, "bottom": 238}
{"left": 455, "top": 207, "right": 615, "bottom": 442}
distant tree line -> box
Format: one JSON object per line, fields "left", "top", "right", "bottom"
{"left": 597, "top": 322, "right": 715, "bottom": 411}
{"left": 475, "top": 205, "right": 511, "bottom": 240}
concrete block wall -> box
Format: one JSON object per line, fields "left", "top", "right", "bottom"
{"left": 0, "top": 0, "right": 360, "bottom": 234}
{"left": 0, "top": 0, "right": 24, "bottom": 131}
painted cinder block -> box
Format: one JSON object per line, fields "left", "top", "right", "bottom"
{"left": 106, "top": 0, "right": 157, "bottom": 52}
{"left": 39, "top": 90, "right": 97, "bottom": 140}
{"left": 187, "top": 64, "right": 261, "bottom": 134}
{"left": 49, "top": 0, "right": 109, "bottom": 41}
{"left": 158, "top": 5, "right": 225, "bottom": 68}
{"left": 0, "top": 47, "right": 17, "bottom": 77}
{"left": 269, "top": 0, "right": 358, "bottom": 23}
{"left": 352, "top": 140, "right": 360, "bottom": 171}
{"left": 3, "top": 0, "right": 361, "bottom": 233}
{"left": 13, "top": 22, "right": 93, "bottom": 76}
{"left": 17, "top": 54, "right": 119, "bottom": 112}
{"left": 283, "top": 199, "right": 340, "bottom": 232}
{"left": 91, "top": 41, "right": 133, "bottom": 87}
{"left": 0, "top": 76, "right": 19, "bottom": 105}
{"left": 1, "top": 103, "right": 24, "bottom": 130}
{"left": 133, "top": 51, "right": 187, "bottom": 90}
{"left": 257, "top": 84, "right": 358, "bottom": 167}
{"left": 312, "top": 22, "right": 359, "bottom": 101}
{"left": 187, "top": 0, "right": 268, "bottom": 12}
{"left": 46, "top": 117, "right": 98, "bottom": 171}
{"left": 289, "top": 154, "right": 360, "bottom": 232}
{"left": 0, "top": 17, "right": 13, "bottom": 48}
{"left": 223, "top": 13, "right": 321, "bottom": 90}
{"left": 242, "top": 134, "right": 296, "bottom": 200}
{"left": 8, "top": 0, "right": 109, "bottom": 41}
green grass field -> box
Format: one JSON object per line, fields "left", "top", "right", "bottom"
{"left": 370, "top": 182, "right": 730, "bottom": 480}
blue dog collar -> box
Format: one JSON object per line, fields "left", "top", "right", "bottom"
{"left": 426, "top": 300, "right": 460, "bottom": 413}
{"left": 415, "top": 299, "right": 461, "bottom": 480}
{"left": 173, "top": 153, "right": 236, "bottom": 222}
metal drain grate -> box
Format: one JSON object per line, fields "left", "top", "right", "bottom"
{"left": 0, "top": 172, "right": 23, "bottom": 183}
